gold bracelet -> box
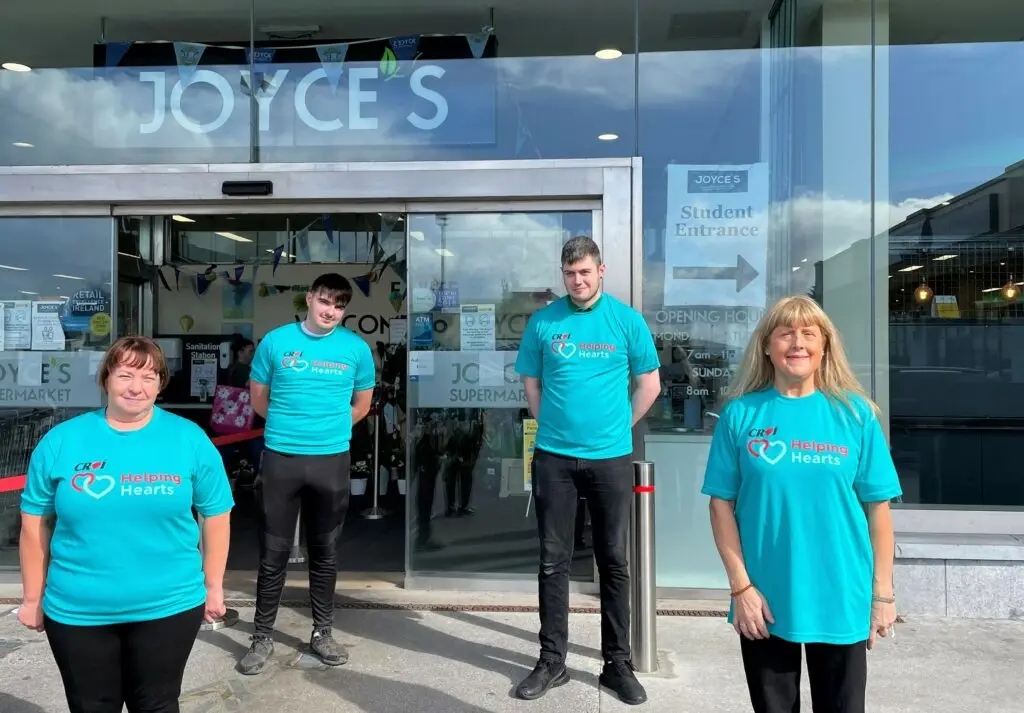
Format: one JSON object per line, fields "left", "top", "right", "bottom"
{"left": 730, "top": 583, "right": 754, "bottom": 598}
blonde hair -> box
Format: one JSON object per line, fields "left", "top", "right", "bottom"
{"left": 728, "top": 295, "right": 879, "bottom": 418}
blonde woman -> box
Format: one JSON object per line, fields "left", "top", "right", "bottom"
{"left": 702, "top": 295, "right": 900, "bottom": 713}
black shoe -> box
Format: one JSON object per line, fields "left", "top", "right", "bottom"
{"left": 599, "top": 661, "right": 647, "bottom": 705}
{"left": 309, "top": 626, "right": 348, "bottom": 666}
{"left": 515, "top": 659, "right": 570, "bottom": 700}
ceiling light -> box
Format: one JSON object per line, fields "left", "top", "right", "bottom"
{"left": 53, "top": 273, "right": 85, "bottom": 280}
{"left": 981, "top": 287, "right": 1001, "bottom": 293}
{"left": 410, "top": 231, "right": 425, "bottom": 241}
{"left": 0, "top": 263, "right": 27, "bottom": 271}
{"left": 19, "top": 290, "right": 38, "bottom": 295}
{"left": 434, "top": 248, "right": 455, "bottom": 257}
{"left": 118, "top": 252, "right": 140, "bottom": 258}
{"left": 932, "top": 254, "right": 957, "bottom": 261}
{"left": 913, "top": 283, "right": 934, "bottom": 304}
{"left": 2, "top": 62, "right": 31, "bottom": 72}
{"left": 12, "top": 141, "right": 33, "bottom": 148}
{"left": 215, "top": 231, "right": 253, "bottom": 243}
{"left": 172, "top": 215, "right": 195, "bottom": 223}
{"left": 595, "top": 48, "right": 622, "bottom": 60}
{"left": 898, "top": 265, "right": 923, "bottom": 273}
{"left": 598, "top": 133, "right": 619, "bottom": 141}
{"left": 791, "top": 266, "right": 800, "bottom": 272}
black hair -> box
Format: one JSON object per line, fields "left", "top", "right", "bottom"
{"left": 561, "top": 235, "right": 602, "bottom": 266}
{"left": 309, "top": 273, "right": 354, "bottom": 308}
{"left": 230, "top": 335, "right": 254, "bottom": 359}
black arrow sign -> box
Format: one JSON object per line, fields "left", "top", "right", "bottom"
{"left": 672, "top": 254, "right": 759, "bottom": 292}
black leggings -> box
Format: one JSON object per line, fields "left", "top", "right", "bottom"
{"left": 740, "top": 635, "right": 867, "bottom": 713}
{"left": 254, "top": 449, "right": 351, "bottom": 635}
{"left": 44, "top": 604, "right": 204, "bottom": 713}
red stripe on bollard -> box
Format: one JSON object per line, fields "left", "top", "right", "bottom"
{"left": 633, "top": 485, "right": 655, "bottom": 493}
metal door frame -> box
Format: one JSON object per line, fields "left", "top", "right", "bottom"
{"left": 0, "top": 158, "right": 641, "bottom": 593}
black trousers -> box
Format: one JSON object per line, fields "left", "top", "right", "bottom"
{"left": 532, "top": 448, "right": 632, "bottom": 664}
{"left": 254, "top": 449, "right": 351, "bottom": 636}
{"left": 740, "top": 635, "right": 868, "bottom": 713}
{"left": 44, "top": 604, "right": 204, "bottom": 713}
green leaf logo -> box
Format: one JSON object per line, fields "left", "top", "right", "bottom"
{"left": 380, "top": 47, "right": 400, "bottom": 80}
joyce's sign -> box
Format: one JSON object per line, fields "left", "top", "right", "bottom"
{"left": 410, "top": 351, "right": 526, "bottom": 408}
{"left": 96, "top": 61, "right": 497, "bottom": 149}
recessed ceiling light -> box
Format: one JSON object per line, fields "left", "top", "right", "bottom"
{"left": 2, "top": 62, "right": 31, "bottom": 72}
{"left": 53, "top": 273, "right": 85, "bottom": 280}
{"left": 12, "top": 141, "right": 33, "bottom": 148}
{"left": 598, "top": 133, "right": 619, "bottom": 141}
{"left": 171, "top": 215, "right": 195, "bottom": 223}
{"left": 410, "top": 231, "right": 425, "bottom": 241}
{"left": 0, "top": 263, "right": 28, "bottom": 271}
{"left": 595, "top": 48, "right": 622, "bottom": 60}
{"left": 434, "top": 248, "right": 455, "bottom": 257}
{"left": 19, "top": 290, "right": 38, "bottom": 295}
{"left": 215, "top": 231, "right": 253, "bottom": 243}
{"left": 932, "top": 254, "right": 957, "bottom": 261}
{"left": 898, "top": 264, "right": 923, "bottom": 273}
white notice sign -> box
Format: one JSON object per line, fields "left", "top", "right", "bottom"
{"left": 460, "top": 304, "right": 496, "bottom": 351}
{"left": 663, "top": 164, "right": 768, "bottom": 308}
{"left": 31, "top": 301, "right": 67, "bottom": 350}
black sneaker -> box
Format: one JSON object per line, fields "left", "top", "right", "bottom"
{"left": 310, "top": 626, "right": 348, "bottom": 666}
{"left": 239, "top": 634, "right": 274, "bottom": 675}
{"left": 599, "top": 661, "right": 647, "bottom": 705}
{"left": 515, "top": 659, "right": 570, "bottom": 700}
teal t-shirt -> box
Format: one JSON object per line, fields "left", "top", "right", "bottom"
{"left": 251, "top": 322, "right": 376, "bottom": 455}
{"left": 702, "top": 388, "right": 903, "bottom": 645}
{"left": 20, "top": 407, "right": 234, "bottom": 627}
{"left": 514, "top": 294, "right": 659, "bottom": 459}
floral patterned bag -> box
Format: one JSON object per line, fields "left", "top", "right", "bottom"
{"left": 210, "top": 385, "right": 255, "bottom": 435}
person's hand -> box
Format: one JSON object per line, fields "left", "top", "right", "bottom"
{"left": 868, "top": 598, "right": 897, "bottom": 650}
{"left": 17, "top": 601, "right": 44, "bottom": 632}
{"left": 733, "top": 586, "right": 774, "bottom": 640}
{"left": 204, "top": 585, "right": 226, "bottom": 623}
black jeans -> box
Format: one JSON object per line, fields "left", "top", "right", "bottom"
{"left": 44, "top": 604, "right": 204, "bottom": 713}
{"left": 740, "top": 635, "right": 868, "bottom": 713}
{"left": 254, "top": 449, "right": 351, "bottom": 636}
{"left": 532, "top": 448, "right": 633, "bottom": 664}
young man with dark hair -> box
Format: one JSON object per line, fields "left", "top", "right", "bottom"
{"left": 241, "top": 273, "right": 376, "bottom": 674}
{"left": 514, "top": 236, "right": 662, "bottom": 705}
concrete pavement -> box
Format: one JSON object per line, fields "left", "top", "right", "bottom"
{"left": 1, "top": 596, "right": 1022, "bottom": 713}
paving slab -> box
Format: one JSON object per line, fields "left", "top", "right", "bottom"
{"left": 1, "top": 604, "right": 1021, "bottom": 712}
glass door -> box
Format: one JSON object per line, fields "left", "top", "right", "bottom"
{"left": 404, "top": 210, "right": 601, "bottom": 580}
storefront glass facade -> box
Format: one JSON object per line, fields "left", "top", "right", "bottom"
{"left": 1, "top": 0, "right": 1022, "bottom": 587}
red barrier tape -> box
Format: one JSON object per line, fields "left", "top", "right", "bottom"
{"left": 0, "top": 428, "right": 264, "bottom": 495}
{"left": 633, "top": 485, "right": 655, "bottom": 493}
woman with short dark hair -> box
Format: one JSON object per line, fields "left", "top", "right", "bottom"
{"left": 18, "top": 335, "right": 234, "bottom": 713}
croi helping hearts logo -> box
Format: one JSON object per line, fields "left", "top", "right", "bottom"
{"left": 70, "top": 461, "right": 115, "bottom": 500}
{"left": 281, "top": 351, "right": 309, "bottom": 372}
{"left": 746, "top": 427, "right": 787, "bottom": 465}
{"left": 550, "top": 334, "right": 576, "bottom": 359}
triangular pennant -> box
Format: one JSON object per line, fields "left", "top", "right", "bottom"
{"left": 196, "top": 274, "right": 211, "bottom": 296}
{"left": 389, "top": 35, "right": 420, "bottom": 61}
{"left": 465, "top": 32, "right": 490, "bottom": 59}
{"left": 156, "top": 268, "right": 172, "bottom": 291}
{"left": 323, "top": 214, "right": 335, "bottom": 244}
{"left": 234, "top": 265, "right": 245, "bottom": 283}
{"left": 380, "top": 214, "right": 399, "bottom": 242}
{"left": 173, "top": 42, "right": 207, "bottom": 84}
{"left": 316, "top": 43, "right": 349, "bottom": 90}
{"left": 353, "top": 274, "right": 372, "bottom": 298}
{"left": 173, "top": 266, "right": 181, "bottom": 290}
{"left": 271, "top": 245, "right": 284, "bottom": 276}
{"left": 391, "top": 259, "right": 407, "bottom": 281}
{"left": 105, "top": 42, "right": 132, "bottom": 68}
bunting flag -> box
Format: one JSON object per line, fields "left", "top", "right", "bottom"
{"left": 352, "top": 274, "right": 372, "bottom": 298}
{"left": 323, "top": 214, "right": 335, "bottom": 244}
{"left": 316, "top": 43, "right": 350, "bottom": 90}
{"left": 465, "top": 32, "right": 490, "bottom": 59}
{"left": 173, "top": 42, "right": 206, "bottom": 84}
{"left": 271, "top": 245, "right": 284, "bottom": 276}
{"left": 391, "top": 258, "right": 407, "bottom": 282}
{"left": 104, "top": 42, "right": 132, "bottom": 68}
{"left": 173, "top": 266, "right": 181, "bottom": 290}
{"left": 156, "top": 268, "right": 172, "bottom": 291}
{"left": 233, "top": 264, "right": 245, "bottom": 283}
{"left": 388, "top": 287, "right": 405, "bottom": 313}
{"left": 381, "top": 34, "right": 420, "bottom": 80}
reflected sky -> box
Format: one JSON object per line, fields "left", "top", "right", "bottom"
{"left": 0, "top": 218, "right": 114, "bottom": 298}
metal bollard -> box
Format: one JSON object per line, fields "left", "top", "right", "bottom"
{"left": 628, "top": 461, "right": 658, "bottom": 673}
{"left": 288, "top": 512, "right": 307, "bottom": 564}
{"left": 196, "top": 513, "right": 239, "bottom": 631}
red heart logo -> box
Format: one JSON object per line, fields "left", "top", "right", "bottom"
{"left": 747, "top": 439, "right": 769, "bottom": 457}
{"left": 71, "top": 472, "right": 95, "bottom": 491}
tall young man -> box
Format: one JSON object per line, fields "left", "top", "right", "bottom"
{"left": 241, "top": 273, "right": 376, "bottom": 675}
{"left": 514, "top": 236, "right": 662, "bottom": 705}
